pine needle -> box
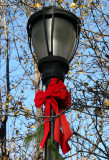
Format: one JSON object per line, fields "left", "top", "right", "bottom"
{"left": 24, "top": 124, "right": 44, "bottom": 149}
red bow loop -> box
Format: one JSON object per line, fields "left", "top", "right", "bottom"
{"left": 34, "top": 78, "right": 72, "bottom": 154}
{"left": 34, "top": 90, "right": 45, "bottom": 108}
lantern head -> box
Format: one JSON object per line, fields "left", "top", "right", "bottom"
{"left": 27, "top": 6, "right": 81, "bottom": 84}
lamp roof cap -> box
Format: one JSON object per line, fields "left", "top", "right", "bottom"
{"left": 27, "top": 5, "right": 81, "bottom": 37}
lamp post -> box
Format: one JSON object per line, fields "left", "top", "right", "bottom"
{"left": 27, "top": 5, "right": 81, "bottom": 160}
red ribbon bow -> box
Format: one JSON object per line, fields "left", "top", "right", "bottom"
{"left": 34, "top": 78, "right": 72, "bottom": 154}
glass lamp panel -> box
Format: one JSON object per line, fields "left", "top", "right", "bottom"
{"left": 53, "top": 18, "right": 76, "bottom": 61}
{"left": 45, "top": 18, "right": 52, "bottom": 52}
{"left": 32, "top": 19, "right": 48, "bottom": 60}
{"left": 32, "top": 17, "right": 76, "bottom": 61}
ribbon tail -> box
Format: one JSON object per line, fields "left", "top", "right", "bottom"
{"left": 60, "top": 113, "right": 72, "bottom": 142}
{"left": 60, "top": 131, "right": 71, "bottom": 154}
{"left": 54, "top": 118, "right": 71, "bottom": 154}
{"left": 54, "top": 113, "right": 72, "bottom": 154}
{"left": 51, "top": 99, "right": 61, "bottom": 144}
{"left": 54, "top": 116, "right": 61, "bottom": 144}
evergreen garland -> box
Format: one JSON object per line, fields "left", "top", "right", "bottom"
{"left": 24, "top": 124, "right": 64, "bottom": 159}
{"left": 47, "top": 139, "right": 64, "bottom": 160}
{"left": 24, "top": 123, "right": 44, "bottom": 148}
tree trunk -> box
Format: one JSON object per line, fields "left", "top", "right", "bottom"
{"left": 1, "top": 0, "right": 10, "bottom": 159}
{"left": 34, "top": 60, "right": 43, "bottom": 160}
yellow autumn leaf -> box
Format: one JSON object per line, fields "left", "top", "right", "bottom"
{"left": 4, "top": 106, "right": 8, "bottom": 109}
{"left": 79, "top": 71, "right": 83, "bottom": 73}
{"left": 9, "top": 107, "right": 13, "bottom": 111}
{"left": 101, "top": 34, "right": 104, "bottom": 38}
{"left": 16, "top": 101, "right": 21, "bottom": 105}
{"left": 83, "top": 11, "right": 88, "bottom": 16}
{"left": 97, "top": 37, "right": 101, "bottom": 40}
{"left": 58, "top": 0, "right": 64, "bottom": 4}
{"left": 31, "top": 5, "right": 35, "bottom": 7}
{"left": 97, "top": 5, "right": 100, "bottom": 8}
{"left": 71, "top": 3, "right": 76, "bottom": 8}
{"left": 24, "top": 112, "right": 29, "bottom": 118}
{"left": 31, "top": 125, "right": 35, "bottom": 128}
{"left": 93, "top": 158, "right": 96, "bottom": 160}
{"left": 99, "top": 124, "right": 102, "bottom": 127}
{"left": 69, "top": 71, "right": 73, "bottom": 74}
{"left": 80, "top": 5, "right": 86, "bottom": 8}
{"left": 26, "top": 129, "right": 29, "bottom": 132}
{"left": 84, "top": 83, "right": 88, "bottom": 86}
{"left": 104, "top": 100, "right": 109, "bottom": 107}
{"left": 14, "top": 111, "right": 19, "bottom": 115}
{"left": 78, "top": 62, "right": 81, "bottom": 65}
{"left": 23, "top": 105, "right": 25, "bottom": 109}
{"left": 4, "top": 102, "right": 8, "bottom": 106}
{"left": 24, "top": 60, "right": 28, "bottom": 64}
{"left": 35, "top": 3, "right": 41, "bottom": 8}
{"left": 89, "top": 134, "right": 93, "bottom": 136}
{"left": 26, "top": 108, "right": 31, "bottom": 112}
{"left": 16, "top": 130, "right": 19, "bottom": 134}
{"left": 92, "top": 118, "right": 95, "bottom": 121}
{"left": 6, "top": 94, "right": 10, "bottom": 98}
{"left": 95, "top": 81, "right": 99, "bottom": 83}
{"left": 74, "top": 76, "right": 77, "bottom": 79}
{"left": 28, "top": 2, "right": 32, "bottom": 5}
{"left": 98, "top": 45, "right": 100, "bottom": 47}
{"left": 9, "top": 96, "right": 12, "bottom": 101}
{"left": 99, "top": 131, "right": 101, "bottom": 135}
{"left": 12, "top": 143, "right": 15, "bottom": 145}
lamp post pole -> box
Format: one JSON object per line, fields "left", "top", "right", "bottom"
{"left": 27, "top": 6, "right": 81, "bottom": 160}
{"left": 44, "top": 79, "right": 59, "bottom": 159}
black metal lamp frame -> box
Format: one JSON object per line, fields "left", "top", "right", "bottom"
{"left": 27, "top": 6, "right": 81, "bottom": 84}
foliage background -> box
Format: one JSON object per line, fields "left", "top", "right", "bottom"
{"left": 0, "top": 0, "right": 109, "bottom": 159}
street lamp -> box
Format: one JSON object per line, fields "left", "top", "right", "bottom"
{"left": 27, "top": 5, "right": 81, "bottom": 159}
